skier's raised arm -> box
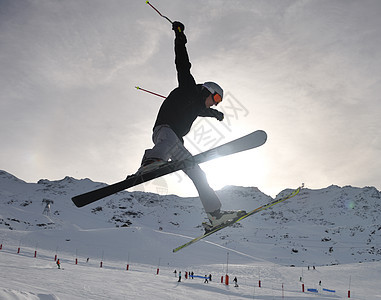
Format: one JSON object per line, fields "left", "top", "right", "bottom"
{"left": 172, "top": 21, "right": 196, "bottom": 89}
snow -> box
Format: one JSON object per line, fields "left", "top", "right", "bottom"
{"left": 1, "top": 246, "right": 381, "bottom": 299}
{"left": 0, "top": 170, "right": 381, "bottom": 299}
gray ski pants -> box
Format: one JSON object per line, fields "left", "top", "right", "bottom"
{"left": 142, "top": 125, "right": 222, "bottom": 213}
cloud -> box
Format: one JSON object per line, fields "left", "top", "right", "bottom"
{"left": 0, "top": 0, "right": 380, "bottom": 196}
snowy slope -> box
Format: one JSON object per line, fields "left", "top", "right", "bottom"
{"left": 1, "top": 170, "right": 381, "bottom": 299}
{"left": 1, "top": 170, "right": 380, "bottom": 266}
{"left": 1, "top": 248, "right": 381, "bottom": 300}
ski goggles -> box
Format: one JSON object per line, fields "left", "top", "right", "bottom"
{"left": 212, "top": 92, "right": 222, "bottom": 105}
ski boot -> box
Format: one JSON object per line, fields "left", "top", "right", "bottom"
{"left": 127, "top": 158, "right": 166, "bottom": 179}
{"left": 203, "top": 209, "right": 247, "bottom": 233}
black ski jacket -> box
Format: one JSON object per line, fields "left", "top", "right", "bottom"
{"left": 153, "top": 33, "right": 222, "bottom": 142}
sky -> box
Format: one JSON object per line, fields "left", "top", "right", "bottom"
{"left": 1, "top": 0, "right": 381, "bottom": 198}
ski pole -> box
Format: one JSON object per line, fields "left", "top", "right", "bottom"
{"left": 135, "top": 86, "right": 166, "bottom": 99}
{"left": 145, "top": 1, "right": 182, "bottom": 32}
{"left": 146, "top": 1, "right": 173, "bottom": 24}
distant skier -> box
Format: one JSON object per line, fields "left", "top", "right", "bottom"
{"left": 178, "top": 271, "right": 182, "bottom": 282}
{"left": 56, "top": 259, "right": 61, "bottom": 269}
{"left": 204, "top": 275, "right": 209, "bottom": 283}
{"left": 134, "top": 21, "right": 245, "bottom": 229}
{"left": 233, "top": 277, "right": 238, "bottom": 287}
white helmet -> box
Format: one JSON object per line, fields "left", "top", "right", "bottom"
{"left": 202, "top": 82, "right": 223, "bottom": 104}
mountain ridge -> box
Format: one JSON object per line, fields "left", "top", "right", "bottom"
{"left": 0, "top": 169, "right": 380, "bottom": 267}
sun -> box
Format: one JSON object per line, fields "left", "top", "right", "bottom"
{"left": 136, "top": 146, "right": 267, "bottom": 198}
{"left": 201, "top": 150, "right": 267, "bottom": 191}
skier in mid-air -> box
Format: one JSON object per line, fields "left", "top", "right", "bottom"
{"left": 134, "top": 21, "right": 245, "bottom": 229}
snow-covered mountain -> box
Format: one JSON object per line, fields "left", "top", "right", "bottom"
{"left": 1, "top": 169, "right": 380, "bottom": 268}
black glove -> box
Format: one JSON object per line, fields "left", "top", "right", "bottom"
{"left": 215, "top": 111, "right": 224, "bottom": 121}
{"left": 172, "top": 21, "right": 185, "bottom": 33}
{"left": 173, "top": 21, "right": 187, "bottom": 44}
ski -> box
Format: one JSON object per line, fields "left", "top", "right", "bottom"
{"left": 72, "top": 130, "right": 267, "bottom": 208}
{"left": 172, "top": 185, "right": 303, "bottom": 253}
